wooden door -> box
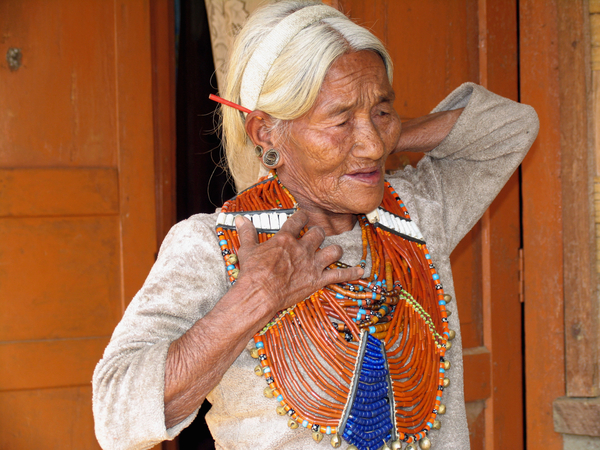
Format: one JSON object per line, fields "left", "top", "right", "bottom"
{"left": 0, "top": 1, "right": 158, "bottom": 448}
{"left": 336, "top": 1, "right": 523, "bottom": 449}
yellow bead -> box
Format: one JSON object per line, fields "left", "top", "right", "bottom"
{"left": 419, "top": 437, "right": 432, "bottom": 449}
{"left": 443, "top": 360, "right": 451, "bottom": 370}
{"left": 254, "top": 365, "right": 263, "bottom": 376}
{"left": 330, "top": 433, "right": 342, "bottom": 448}
{"left": 250, "top": 347, "right": 259, "bottom": 359}
{"left": 313, "top": 432, "right": 324, "bottom": 443}
{"left": 263, "top": 387, "right": 274, "bottom": 398}
{"left": 443, "top": 377, "right": 451, "bottom": 388}
{"left": 288, "top": 419, "right": 299, "bottom": 429}
{"left": 443, "top": 294, "right": 452, "bottom": 303}
{"left": 438, "top": 404, "right": 447, "bottom": 415}
{"left": 227, "top": 254, "right": 238, "bottom": 264}
{"left": 448, "top": 329, "right": 456, "bottom": 340}
{"left": 433, "top": 419, "right": 442, "bottom": 430}
{"left": 231, "top": 268, "right": 240, "bottom": 279}
{"left": 391, "top": 441, "right": 402, "bottom": 450}
{"left": 445, "top": 340, "right": 452, "bottom": 350}
{"left": 276, "top": 406, "right": 286, "bottom": 416}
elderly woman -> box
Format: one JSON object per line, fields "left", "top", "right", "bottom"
{"left": 93, "top": 2, "right": 538, "bottom": 450}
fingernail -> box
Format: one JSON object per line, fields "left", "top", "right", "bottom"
{"left": 234, "top": 215, "right": 244, "bottom": 229}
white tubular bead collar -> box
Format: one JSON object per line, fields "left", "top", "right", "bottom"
{"left": 239, "top": 4, "right": 346, "bottom": 112}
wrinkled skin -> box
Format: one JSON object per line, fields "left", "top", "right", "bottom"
{"left": 164, "top": 50, "right": 462, "bottom": 429}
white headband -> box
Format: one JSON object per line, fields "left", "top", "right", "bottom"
{"left": 239, "top": 4, "right": 347, "bottom": 112}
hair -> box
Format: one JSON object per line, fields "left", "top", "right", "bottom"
{"left": 221, "top": 0, "right": 393, "bottom": 191}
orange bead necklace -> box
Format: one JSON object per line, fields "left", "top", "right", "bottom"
{"left": 215, "top": 172, "right": 453, "bottom": 450}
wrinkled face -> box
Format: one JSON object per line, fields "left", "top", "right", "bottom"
{"left": 276, "top": 50, "right": 401, "bottom": 216}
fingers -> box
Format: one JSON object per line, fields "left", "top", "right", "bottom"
{"left": 279, "top": 210, "right": 309, "bottom": 236}
{"left": 315, "top": 244, "right": 343, "bottom": 267}
{"left": 321, "top": 266, "right": 364, "bottom": 286}
{"left": 235, "top": 215, "right": 258, "bottom": 249}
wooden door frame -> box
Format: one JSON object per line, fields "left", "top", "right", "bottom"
{"left": 521, "top": 0, "right": 598, "bottom": 448}
{"left": 150, "top": 0, "right": 177, "bottom": 248}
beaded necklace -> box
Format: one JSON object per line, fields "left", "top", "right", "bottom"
{"left": 215, "top": 172, "right": 454, "bottom": 450}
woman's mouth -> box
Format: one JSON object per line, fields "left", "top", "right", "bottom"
{"left": 346, "top": 168, "right": 382, "bottom": 185}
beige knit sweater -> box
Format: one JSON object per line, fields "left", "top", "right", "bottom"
{"left": 93, "top": 83, "right": 539, "bottom": 450}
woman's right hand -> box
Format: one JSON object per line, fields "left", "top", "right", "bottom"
{"left": 234, "top": 210, "right": 364, "bottom": 318}
{"left": 164, "top": 210, "right": 362, "bottom": 428}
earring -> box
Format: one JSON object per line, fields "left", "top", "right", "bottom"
{"left": 254, "top": 145, "right": 264, "bottom": 157}
{"left": 262, "top": 148, "right": 280, "bottom": 167}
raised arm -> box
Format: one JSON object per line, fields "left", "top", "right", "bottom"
{"left": 390, "top": 83, "right": 539, "bottom": 255}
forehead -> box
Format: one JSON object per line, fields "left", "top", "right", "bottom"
{"left": 312, "top": 51, "right": 393, "bottom": 113}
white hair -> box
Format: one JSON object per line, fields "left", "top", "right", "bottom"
{"left": 221, "top": 0, "right": 393, "bottom": 191}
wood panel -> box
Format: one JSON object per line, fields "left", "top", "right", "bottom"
{"left": 0, "top": 0, "right": 159, "bottom": 448}
{"left": 557, "top": 0, "right": 598, "bottom": 398}
{"left": 0, "top": 0, "right": 117, "bottom": 167}
{"left": 463, "top": 347, "right": 492, "bottom": 402}
{"left": 0, "top": 338, "right": 109, "bottom": 391}
{"left": 520, "top": 0, "right": 566, "bottom": 448}
{"left": 451, "top": 225, "right": 483, "bottom": 350}
{"left": 0, "top": 216, "right": 121, "bottom": 341}
{"left": 0, "top": 168, "right": 119, "bottom": 217}
{"left": 115, "top": 0, "right": 159, "bottom": 306}
{"left": 0, "top": 386, "right": 100, "bottom": 450}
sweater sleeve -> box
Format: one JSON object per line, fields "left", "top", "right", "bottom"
{"left": 92, "top": 214, "right": 229, "bottom": 450}
{"left": 392, "top": 82, "right": 539, "bottom": 255}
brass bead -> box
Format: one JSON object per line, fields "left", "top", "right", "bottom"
{"left": 432, "top": 419, "right": 442, "bottom": 430}
{"left": 230, "top": 268, "right": 240, "bottom": 279}
{"left": 276, "top": 405, "right": 286, "bottom": 416}
{"left": 443, "top": 360, "right": 451, "bottom": 370}
{"left": 446, "top": 310, "right": 452, "bottom": 317}
{"left": 288, "top": 418, "right": 299, "bottom": 429}
{"left": 254, "top": 365, "right": 263, "bottom": 376}
{"left": 438, "top": 404, "right": 447, "bottom": 415}
{"left": 312, "top": 431, "right": 324, "bottom": 443}
{"left": 419, "top": 436, "right": 432, "bottom": 449}
{"left": 445, "top": 340, "right": 452, "bottom": 350}
{"left": 406, "top": 444, "right": 417, "bottom": 450}
{"left": 448, "top": 329, "right": 456, "bottom": 340}
{"left": 250, "top": 347, "right": 259, "bottom": 359}
{"left": 443, "top": 377, "right": 451, "bottom": 388}
{"left": 227, "top": 254, "right": 238, "bottom": 264}
{"left": 443, "top": 294, "right": 452, "bottom": 303}
{"left": 347, "top": 445, "right": 358, "bottom": 450}
{"left": 380, "top": 442, "right": 391, "bottom": 450}
{"left": 330, "top": 433, "right": 342, "bottom": 448}
{"left": 390, "top": 441, "right": 402, "bottom": 450}
{"left": 263, "top": 387, "right": 274, "bottom": 398}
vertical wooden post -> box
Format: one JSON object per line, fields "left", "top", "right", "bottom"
{"left": 150, "top": 0, "right": 177, "bottom": 247}
{"left": 520, "top": 0, "right": 565, "bottom": 448}
{"left": 557, "top": 0, "right": 598, "bottom": 398}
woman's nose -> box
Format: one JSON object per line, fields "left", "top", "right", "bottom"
{"left": 351, "top": 119, "right": 386, "bottom": 160}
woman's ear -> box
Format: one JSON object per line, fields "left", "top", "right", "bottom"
{"left": 245, "top": 110, "right": 273, "bottom": 150}
{"left": 245, "top": 110, "right": 284, "bottom": 169}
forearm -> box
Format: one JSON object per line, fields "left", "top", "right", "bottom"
{"left": 164, "top": 279, "right": 273, "bottom": 428}
{"left": 395, "top": 108, "right": 464, "bottom": 154}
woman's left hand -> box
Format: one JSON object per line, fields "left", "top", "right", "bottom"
{"left": 395, "top": 108, "right": 464, "bottom": 153}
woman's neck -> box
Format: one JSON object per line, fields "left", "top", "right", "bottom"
{"left": 292, "top": 196, "right": 358, "bottom": 236}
